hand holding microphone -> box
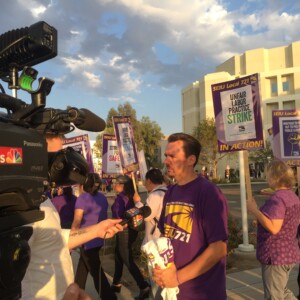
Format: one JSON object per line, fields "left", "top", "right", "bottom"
{"left": 120, "top": 206, "right": 151, "bottom": 230}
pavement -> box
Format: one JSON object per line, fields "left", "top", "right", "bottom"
{"left": 71, "top": 246, "right": 300, "bottom": 300}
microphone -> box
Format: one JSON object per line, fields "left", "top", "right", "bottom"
{"left": 120, "top": 206, "right": 151, "bottom": 229}
{"left": 67, "top": 107, "right": 106, "bottom": 132}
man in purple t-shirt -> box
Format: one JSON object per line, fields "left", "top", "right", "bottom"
{"left": 153, "top": 133, "right": 228, "bottom": 300}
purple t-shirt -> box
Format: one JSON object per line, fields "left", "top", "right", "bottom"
{"left": 51, "top": 194, "right": 77, "bottom": 228}
{"left": 257, "top": 189, "right": 300, "bottom": 265}
{"left": 75, "top": 191, "right": 108, "bottom": 249}
{"left": 158, "top": 176, "right": 228, "bottom": 300}
{"left": 111, "top": 192, "right": 134, "bottom": 219}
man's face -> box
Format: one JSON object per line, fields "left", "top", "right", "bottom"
{"left": 164, "top": 140, "right": 189, "bottom": 180}
{"left": 144, "top": 178, "right": 153, "bottom": 193}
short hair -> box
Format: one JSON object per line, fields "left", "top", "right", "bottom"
{"left": 168, "top": 133, "right": 201, "bottom": 166}
{"left": 145, "top": 168, "right": 164, "bottom": 184}
{"left": 266, "top": 159, "right": 296, "bottom": 189}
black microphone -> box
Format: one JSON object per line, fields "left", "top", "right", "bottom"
{"left": 120, "top": 206, "right": 151, "bottom": 229}
{"left": 67, "top": 107, "right": 106, "bottom": 132}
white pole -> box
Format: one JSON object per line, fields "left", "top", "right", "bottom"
{"left": 238, "top": 150, "right": 254, "bottom": 252}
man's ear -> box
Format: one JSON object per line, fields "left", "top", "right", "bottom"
{"left": 187, "top": 155, "right": 196, "bottom": 166}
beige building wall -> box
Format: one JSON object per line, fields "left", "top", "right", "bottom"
{"left": 182, "top": 41, "right": 300, "bottom": 177}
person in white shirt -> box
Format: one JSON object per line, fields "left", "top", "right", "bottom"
{"left": 142, "top": 168, "right": 168, "bottom": 246}
{"left": 22, "top": 134, "right": 124, "bottom": 300}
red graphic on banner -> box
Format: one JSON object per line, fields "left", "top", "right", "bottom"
{"left": 0, "top": 147, "right": 23, "bottom": 164}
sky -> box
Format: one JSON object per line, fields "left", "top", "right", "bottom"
{"left": 0, "top": 0, "right": 300, "bottom": 139}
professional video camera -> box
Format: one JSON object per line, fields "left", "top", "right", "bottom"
{"left": 0, "top": 21, "right": 105, "bottom": 299}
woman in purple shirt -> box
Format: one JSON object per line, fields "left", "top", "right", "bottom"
{"left": 247, "top": 160, "right": 300, "bottom": 299}
{"left": 111, "top": 175, "right": 150, "bottom": 300}
{"left": 72, "top": 173, "right": 117, "bottom": 300}
{"left": 51, "top": 186, "right": 76, "bottom": 229}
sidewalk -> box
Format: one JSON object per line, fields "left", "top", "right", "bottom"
{"left": 227, "top": 265, "right": 299, "bottom": 299}
{"left": 71, "top": 250, "right": 299, "bottom": 299}
{"left": 72, "top": 250, "right": 139, "bottom": 300}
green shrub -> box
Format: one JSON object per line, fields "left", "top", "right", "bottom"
{"left": 227, "top": 214, "right": 257, "bottom": 254}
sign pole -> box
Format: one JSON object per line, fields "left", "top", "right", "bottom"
{"left": 238, "top": 150, "right": 254, "bottom": 252}
{"left": 131, "top": 171, "right": 137, "bottom": 192}
{"left": 297, "top": 167, "right": 300, "bottom": 198}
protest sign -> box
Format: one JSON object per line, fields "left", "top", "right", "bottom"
{"left": 112, "top": 116, "right": 139, "bottom": 174}
{"left": 63, "top": 134, "right": 94, "bottom": 172}
{"left": 138, "top": 150, "right": 147, "bottom": 181}
{"left": 272, "top": 109, "right": 300, "bottom": 166}
{"left": 212, "top": 74, "right": 264, "bottom": 252}
{"left": 211, "top": 73, "right": 263, "bottom": 152}
{"left": 101, "top": 134, "right": 123, "bottom": 179}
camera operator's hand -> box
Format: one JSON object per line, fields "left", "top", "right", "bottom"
{"left": 63, "top": 283, "right": 92, "bottom": 300}
{"left": 68, "top": 219, "right": 126, "bottom": 250}
{"left": 97, "top": 219, "right": 126, "bottom": 239}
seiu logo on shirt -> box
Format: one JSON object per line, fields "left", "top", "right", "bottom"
{"left": 164, "top": 203, "right": 194, "bottom": 243}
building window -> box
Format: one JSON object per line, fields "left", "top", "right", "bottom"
{"left": 271, "top": 83, "right": 278, "bottom": 94}
{"left": 282, "top": 81, "right": 289, "bottom": 92}
{"left": 281, "top": 74, "right": 294, "bottom": 94}
{"left": 283, "top": 100, "right": 295, "bottom": 110}
{"left": 266, "top": 76, "right": 278, "bottom": 98}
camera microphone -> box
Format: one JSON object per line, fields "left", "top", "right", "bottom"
{"left": 67, "top": 107, "right": 106, "bottom": 132}
{"left": 120, "top": 206, "right": 151, "bottom": 229}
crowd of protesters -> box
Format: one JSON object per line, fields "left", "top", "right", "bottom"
{"left": 19, "top": 132, "right": 300, "bottom": 300}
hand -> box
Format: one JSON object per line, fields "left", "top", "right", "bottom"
{"left": 63, "top": 283, "right": 92, "bottom": 300}
{"left": 96, "top": 219, "right": 126, "bottom": 239}
{"left": 133, "top": 191, "right": 141, "bottom": 203}
{"left": 152, "top": 263, "right": 179, "bottom": 288}
{"left": 247, "top": 197, "right": 258, "bottom": 214}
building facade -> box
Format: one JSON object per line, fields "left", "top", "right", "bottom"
{"left": 182, "top": 41, "right": 300, "bottom": 177}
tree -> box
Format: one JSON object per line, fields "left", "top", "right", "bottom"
{"left": 248, "top": 139, "right": 274, "bottom": 175}
{"left": 139, "top": 116, "right": 164, "bottom": 168}
{"left": 193, "top": 118, "right": 228, "bottom": 178}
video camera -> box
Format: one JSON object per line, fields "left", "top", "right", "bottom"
{"left": 0, "top": 21, "right": 105, "bottom": 299}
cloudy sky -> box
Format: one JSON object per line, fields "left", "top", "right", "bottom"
{"left": 0, "top": 0, "right": 300, "bottom": 138}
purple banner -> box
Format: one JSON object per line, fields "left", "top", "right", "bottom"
{"left": 112, "top": 116, "right": 139, "bottom": 174}
{"left": 102, "top": 134, "right": 123, "bottom": 179}
{"left": 272, "top": 110, "right": 300, "bottom": 166}
{"left": 63, "top": 134, "right": 95, "bottom": 172}
{"left": 211, "top": 73, "right": 264, "bottom": 152}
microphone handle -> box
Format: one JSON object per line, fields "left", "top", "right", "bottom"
{"left": 119, "top": 219, "right": 129, "bottom": 226}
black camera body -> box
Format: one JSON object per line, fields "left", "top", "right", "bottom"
{"left": 0, "top": 122, "right": 47, "bottom": 232}
{"left": 0, "top": 21, "right": 100, "bottom": 300}
{"left": 0, "top": 21, "right": 58, "bottom": 299}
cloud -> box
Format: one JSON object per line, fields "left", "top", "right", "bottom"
{"left": 1, "top": 1, "right": 300, "bottom": 101}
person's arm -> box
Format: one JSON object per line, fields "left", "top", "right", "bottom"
{"left": 152, "top": 240, "right": 227, "bottom": 288}
{"left": 71, "top": 209, "right": 84, "bottom": 230}
{"left": 144, "top": 193, "right": 159, "bottom": 221}
{"left": 68, "top": 219, "right": 124, "bottom": 250}
{"left": 247, "top": 197, "right": 283, "bottom": 235}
